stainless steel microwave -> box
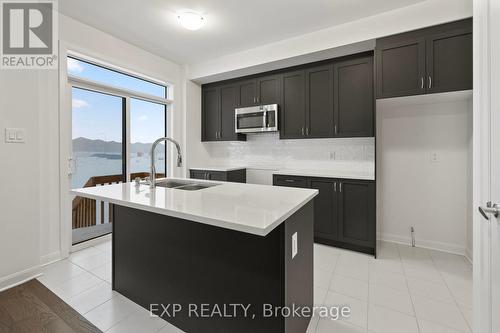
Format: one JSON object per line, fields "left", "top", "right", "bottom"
{"left": 235, "top": 104, "right": 278, "bottom": 133}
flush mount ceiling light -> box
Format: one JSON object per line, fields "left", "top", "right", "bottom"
{"left": 177, "top": 12, "right": 205, "bottom": 31}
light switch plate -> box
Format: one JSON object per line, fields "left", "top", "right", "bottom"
{"left": 5, "top": 128, "right": 25, "bottom": 143}
{"left": 292, "top": 232, "right": 298, "bottom": 259}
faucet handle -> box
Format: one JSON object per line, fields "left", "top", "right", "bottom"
{"left": 134, "top": 177, "right": 141, "bottom": 186}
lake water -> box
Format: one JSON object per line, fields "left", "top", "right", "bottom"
{"left": 72, "top": 151, "right": 166, "bottom": 188}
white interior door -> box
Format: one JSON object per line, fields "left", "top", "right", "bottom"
{"left": 490, "top": 2, "right": 500, "bottom": 331}
{"left": 474, "top": 1, "right": 500, "bottom": 332}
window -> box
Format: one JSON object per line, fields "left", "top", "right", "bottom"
{"left": 130, "top": 98, "right": 167, "bottom": 175}
{"left": 68, "top": 54, "right": 171, "bottom": 244}
{"left": 67, "top": 57, "right": 167, "bottom": 99}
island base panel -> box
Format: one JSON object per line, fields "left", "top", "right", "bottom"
{"left": 112, "top": 202, "right": 313, "bottom": 333}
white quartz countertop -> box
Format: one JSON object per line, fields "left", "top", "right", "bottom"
{"left": 71, "top": 178, "right": 318, "bottom": 236}
{"left": 273, "top": 169, "right": 375, "bottom": 180}
{"left": 189, "top": 166, "right": 246, "bottom": 172}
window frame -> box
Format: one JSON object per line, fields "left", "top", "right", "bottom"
{"left": 67, "top": 54, "right": 171, "bottom": 182}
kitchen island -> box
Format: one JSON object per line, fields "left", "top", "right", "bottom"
{"left": 72, "top": 178, "right": 318, "bottom": 333}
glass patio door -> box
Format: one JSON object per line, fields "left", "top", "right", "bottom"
{"left": 71, "top": 87, "right": 125, "bottom": 244}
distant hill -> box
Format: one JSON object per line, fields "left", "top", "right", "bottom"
{"left": 73, "top": 137, "right": 159, "bottom": 153}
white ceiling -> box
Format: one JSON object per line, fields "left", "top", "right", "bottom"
{"left": 59, "top": 0, "right": 425, "bottom": 65}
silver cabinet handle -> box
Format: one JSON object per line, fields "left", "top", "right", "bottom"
{"left": 284, "top": 179, "right": 295, "bottom": 183}
{"left": 334, "top": 125, "right": 338, "bottom": 135}
{"left": 421, "top": 77, "right": 424, "bottom": 90}
{"left": 306, "top": 127, "right": 309, "bottom": 136}
{"left": 428, "top": 76, "right": 432, "bottom": 89}
{"left": 479, "top": 202, "right": 499, "bottom": 220}
{"left": 339, "top": 182, "right": 342, "bottom": 192}
{"left": 333, "top": 182, "right": 337, "bottom": 192}
{"left": 301, "top": 127, "right": 305, "bottom": 136}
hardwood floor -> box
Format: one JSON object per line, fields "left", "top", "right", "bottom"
{"left": 0, "top": 279, "right": 101, "bottom": 333}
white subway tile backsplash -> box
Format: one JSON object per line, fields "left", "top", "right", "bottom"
{"left": 203, "top": 133, "right": 375, "bottom": 174}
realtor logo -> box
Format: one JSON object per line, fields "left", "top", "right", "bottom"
{"left": 1, "top": 0, "right": 58, "bottom": 69}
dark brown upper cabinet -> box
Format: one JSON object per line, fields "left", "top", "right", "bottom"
{"left": 257, "top": 75, "right": 280, "bottom": 105}
{"left": 376, "top": 18, "right": 472, "bottom": 99}
{"left": 237, "top": 80, "right": 257, "bottom": 107}
{"left": 376, "top": 38, "right": 426, "bottom": 98}
{"left": 334, "top": 56, "right": 374, "bottom": 137}
{"left": 426, "top": 25, "right": 472, "bottom": 94}
{"left": 305, "top": 65, "right": 334, "bottom": 138}
{"left": 201, "top": 86, "right": 220, "bottom": 141}
{"left": 237, "top": 76, "right": 280, "bottom": 107}
{"left": 202, "top": 84, "right": 246, "bottom": 142}
{"left": 280, "top": 70, "right": 306, "bottom": 139}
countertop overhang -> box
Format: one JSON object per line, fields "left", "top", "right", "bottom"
{"left": 71, "top": 178, "right": 318, "bottom": 236}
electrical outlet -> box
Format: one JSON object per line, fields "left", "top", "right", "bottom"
{"left": 430, "top": 152, "right": 440, "bottom": 163}
{"left": 292, "top": 232, "right": 298, "bottom": 259}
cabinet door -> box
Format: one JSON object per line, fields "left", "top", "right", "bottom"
{"left": 206, "top": 171, "right": 226, "bottom": 181}
{"left": 376, "top": 38, "right": 426, "bottom": 98}
{"left": 306, "top": 65, "right": 334, "bottom": 138}
{"left": 426, "top": 28, "right": 472, "bottom": 94}
{"left": 338, "top": 180, "right": 375, "bottom": 248}
{"left": 190, "top": 170, "right": 207, "bottom": 180}
{"left": 202, "top": 87, "right": 220, "bottom": 142}
{"left": 310, "top": 180, "right": 338, "bottom": 240}
{"left": 334, "top": 56, "right": 374, "bottom": 137}
{"left": 280, "top": 71, "right": 306, "bottom": 139}
{"left": 257, "top": 75, "right": 280, "bottom": 105}
{"left": 219, "top": 84, "right": 239, "bottom": 141}
{"left": 238, "top": 80, "right": 257, "bottom": 107}
{"left": 273, "top": 175, "right": 309, "bottom": 188}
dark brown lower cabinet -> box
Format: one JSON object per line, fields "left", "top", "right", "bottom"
{"left": 273, "top": 175, "right": 376, "bottom": 256}
{"left": 338, "top": 180, "right": 376, "bottom": 249}
{"left": 190, "top": 168, "right": 246, "bottom": 183}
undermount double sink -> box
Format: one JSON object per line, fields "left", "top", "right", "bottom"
{"left": 155, "top": 179, "right": 220, "bottom": 191}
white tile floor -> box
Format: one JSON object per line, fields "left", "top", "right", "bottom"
{"left": 37, "top": 240, "right": 473, "bottom": 333}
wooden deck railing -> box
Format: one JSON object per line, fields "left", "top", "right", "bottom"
{"left": 72, "top": 172, "right": 165, "bottom": 229}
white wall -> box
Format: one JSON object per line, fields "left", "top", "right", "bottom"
{"left": 0, "top": 71, "right": 43, "bottom": 289}
{"left": 376, "top": 92, "right": 472, "bottom": 254}
{"left": 0, "top": 14, "right": 184, "bottom": 289}
{"left": 188, "top": 0, "right": 472, "bottom": 82}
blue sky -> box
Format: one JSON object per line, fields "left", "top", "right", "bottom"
{"left": 70, "top": 58, "right": 166, "bottom": 143}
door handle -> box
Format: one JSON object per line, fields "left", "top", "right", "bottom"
{"left": 428, "top": 76, "right": 432, "bottom": 89}
{"left": 306, "top": 127, "right": 309, "bottom": 136}
{"left": 479, "top": 202, "right": 499, "bottom": 220}
{"left": 333, "top": 182, "right": 337, "bottom": 192}
{"left": 339, "top": 182, "right": 342, "bottom": 192}
{"left": 420, "top": 77, "right": 424, "bottom": 90}
{"left": 301, "top": 127, "right": 305, "bottom": 136}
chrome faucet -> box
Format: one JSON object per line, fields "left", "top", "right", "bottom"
{"left": 149, "top": 137, "right": 182, "bottom": 188}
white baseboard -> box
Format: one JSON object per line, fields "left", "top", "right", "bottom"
{"left": 378, "top": 232, "right": 466, "bottom": 256}
{"left": 0, "top": 265, "right": 42, "bottom": 292}
{"left": 40, "top": 251, "right": 62, "bottom": 266}
{"left": 71, "top": 233, "right": 111, "bottom": 253}
{"left": 465, "top": 247, "right": 473, "bottom": 265}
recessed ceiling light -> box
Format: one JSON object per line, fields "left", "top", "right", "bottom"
{"left": 177, "top": 12, "right": 204, "bottom": 31}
